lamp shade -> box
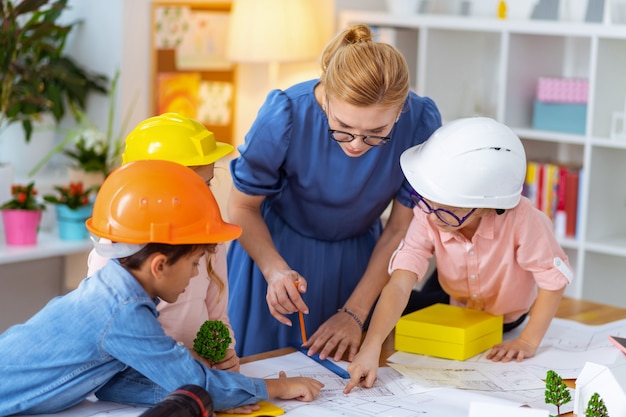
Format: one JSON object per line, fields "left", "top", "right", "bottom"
{"left": 227, "top": 0, "right": 327, "bottom": 63}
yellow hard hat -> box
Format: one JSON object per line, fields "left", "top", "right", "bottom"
{"left": 86, "top": 160, "right": 242, "bottom": 244}
{"left": 122, "top": 113, "right": 234, "bottom": 166}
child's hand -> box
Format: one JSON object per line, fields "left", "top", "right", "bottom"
{"left": 265, "top": 370, "right": 324, "bottom": 401}
{"left": 213, "top": 348, "right": 240, "bottom": 372}
{"left": 486, "top": 338, "right": 538, "bottom": 362}
{"left": 344, "top": 345, "right": 381, "bottom": 394}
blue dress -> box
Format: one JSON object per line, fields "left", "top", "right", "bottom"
{"left": 228, "top": 79, "right": 441, "bottom": 356}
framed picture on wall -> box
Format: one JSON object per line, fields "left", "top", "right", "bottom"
{"left": 151, "top": 1, "right": 235, "bottom": 144}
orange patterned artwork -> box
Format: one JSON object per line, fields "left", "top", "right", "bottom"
{"left": 157, "top": 72, "right": 201, "bottom": 117}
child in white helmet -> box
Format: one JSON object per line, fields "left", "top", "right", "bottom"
{"left": 0, "top": 160, "right": 323, "bottom": 415}
{"left": 87, "top": 113, "right": 241, "bottom": 371}
{"left": 345, "top": 117, "right": 573, "bottom": 393}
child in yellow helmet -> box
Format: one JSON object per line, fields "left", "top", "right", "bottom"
{"left": 0, "top": 160, "right": 323, "bottom": 415}
{"left": 87, "top": 113, "right": 240, "bottom": 371}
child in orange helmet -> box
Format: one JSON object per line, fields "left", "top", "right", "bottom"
{"left": 87, "top": 113, "right": 241, "bottom": 371}
{"left": 0, "top": 160, "right": 323, "bottom": 415}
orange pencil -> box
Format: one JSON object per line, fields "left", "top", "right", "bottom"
{"left": 294, "top": 280, "right": 307, "bottom": 344}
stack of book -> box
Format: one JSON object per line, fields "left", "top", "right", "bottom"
{"left": 532, "top": 77, "right": 588, "bottom": 135}
{"left": 522, "top": 161, "right": 582, "bottom": 239}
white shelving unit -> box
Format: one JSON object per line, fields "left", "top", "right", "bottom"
{"left": 340, "top": 11, "right": 626, "bottom": 307}
{"left": 0, "top": 232, "right": 91, "bottom": 266}
{"left": 0, "top": 231, "right": 91, "bottom": 332}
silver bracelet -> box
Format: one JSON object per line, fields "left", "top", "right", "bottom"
{"left": 338, "top": 308, "right": 364, "bottom": 331}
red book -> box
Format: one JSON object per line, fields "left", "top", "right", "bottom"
{"left": 557, "top": 166, "right": 568, "bottom": 212}
{"left": 553, "top": 165, "right": 569, "bottom": 238}
{"left": 565, "top": 168, "right": 580, "bottom": 237}
{"left": 536, "top": 163, "right": 545, "bottom": 212}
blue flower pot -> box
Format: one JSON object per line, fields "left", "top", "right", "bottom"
{"left": 55, "top": 204, "right": 93, "bottom": 241}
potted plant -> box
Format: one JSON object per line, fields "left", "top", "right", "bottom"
{"left": 0, "top": 182, "right": 46, "bottom": 246}
{"left": 0, "top": 0, "right": 109, "bottom": 200}
{"left": 29, "top": 70, "right": 130, "bottom": 187}
{"left": 0, "top": 0, "right": 108, "bottom": 140}
{"left": 43, "top": 181, "right": 97, "bottom": 240}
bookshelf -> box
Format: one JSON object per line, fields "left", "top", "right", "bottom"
{"left": 339, "top": 10, "right": 626, "bottom": 307}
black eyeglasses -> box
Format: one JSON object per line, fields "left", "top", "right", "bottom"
{"left": 325, "top": 100, "right": 396, "bottom": 147}
{"left": 409, "top": 190, "right": 476, "bottom": 227}
{"left": 327, "top": 129, "right": 391, "bottom": 147}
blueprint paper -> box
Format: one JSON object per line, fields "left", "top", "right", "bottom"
{"left": 473, "top": 317, "right": 626, "bottom": 379}
{"left": 239, "top": 351, "right": 522, "bottom": 416}
{"left": 388, "top": 361, "right": 544, "bottom": 391}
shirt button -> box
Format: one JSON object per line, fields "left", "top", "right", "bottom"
{"left": 469, "top": 251, "right": 475, "bottom": 256}
{"left": 472, "top": 294, "right": 478, "bottom": 298}
{"left": 555, "top": 258, "right": 562, "bottom": 266}
{"left": 177, "top": 341, "right": 185, "bottom": 347}
{"left": 470, "top": 274, "right": 476, "bottom": 280}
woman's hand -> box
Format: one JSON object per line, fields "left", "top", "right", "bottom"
{"left": 212, "top": 348, "right": 240, "bottom": 372}
{"left": 266, "top": 271, "right": 309, "bottom": 326}
{"left": 303, "top": 310, "right": 362, "bottom": 361}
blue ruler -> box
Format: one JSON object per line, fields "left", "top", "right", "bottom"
{"left": 296, "top": 347, "right": 350, "bottom": 379}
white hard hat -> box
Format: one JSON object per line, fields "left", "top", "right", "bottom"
{"left": 400, "top": 117, "right": 526, "bottom": 209}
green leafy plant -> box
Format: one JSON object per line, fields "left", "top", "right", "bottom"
{"left": 0, "top": 0, "right": 108, "bottom": 141}
{"left": 545, "top": 369, "right": 572, "bottom": 416}
{"left": 0, "top": 182, "right": 46, "bottom": 211}
{"left": 43, "top": 181, "right": 97, "bottom": 210}
{"left": 585, "top": 392, "right": 609, "bottom": 417}
{"left": 29, "top": 70, "right": 131, "bottom": 177}
{"left": 193, "top": 320, "right": 231, "bottom": 364}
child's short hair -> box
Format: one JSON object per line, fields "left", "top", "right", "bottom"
{"left": 119, "top": 243, "right": 216, "bottom": 270}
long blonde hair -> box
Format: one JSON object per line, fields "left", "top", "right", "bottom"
{"left": 204, "top": 245, "right": 225, "bottom": 302}
{"left": 320, "top": 24, "right": 410, "bottom": 110}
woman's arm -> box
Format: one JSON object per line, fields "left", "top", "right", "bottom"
{"left": 306, "top": 199, "right": 415, "bottom": 361}
{"left": 227, "top": 186, "right": 309, "bottom": 325}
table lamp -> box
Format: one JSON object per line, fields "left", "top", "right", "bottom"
{"left": 227, "top": 0, "right": 331, "bottom": 88}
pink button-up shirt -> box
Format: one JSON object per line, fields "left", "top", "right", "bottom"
{"left": 390, "top": 197, "right": 573, "bottom": 323}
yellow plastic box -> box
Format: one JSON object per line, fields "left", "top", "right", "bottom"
{"left": 395, "top": 303, "right": 503, "bottom": 361}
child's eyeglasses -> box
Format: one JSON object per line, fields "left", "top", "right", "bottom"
{"left": 409, "top": 190, "right": 476, "bottom": 227}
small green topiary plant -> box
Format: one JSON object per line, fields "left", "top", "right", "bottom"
{"left": 193, "top": 320, "right": 232, "bottom": 364}
{"left": 545, "top": 369, "right": 572, "bottom": 416}
{"left": 585, "top": 392, "right": 609, "bottom": 417}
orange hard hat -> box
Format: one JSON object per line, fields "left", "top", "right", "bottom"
{"left": 86, "top": 160, "right": 241, "bottom": 244}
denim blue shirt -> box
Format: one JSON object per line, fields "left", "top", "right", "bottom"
{"left": 0, "top": 260, "right": 268, "bottom": 415}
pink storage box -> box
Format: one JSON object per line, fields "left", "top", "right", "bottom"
{"left": 536, "top": 77, "right": 588, "bottom": 104}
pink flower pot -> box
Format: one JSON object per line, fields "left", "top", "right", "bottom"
{"left": 2, "top": 209, "right": 42, "bottom": 246}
